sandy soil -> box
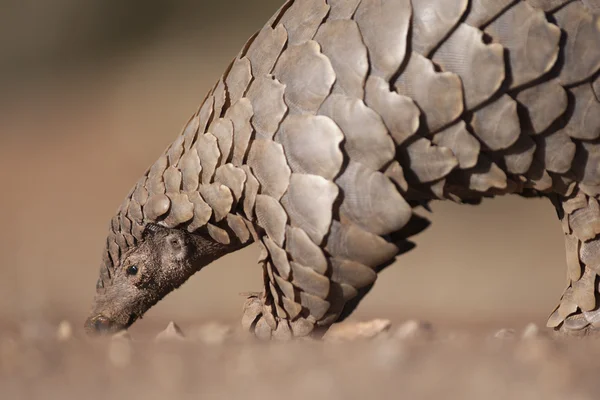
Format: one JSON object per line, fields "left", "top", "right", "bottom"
{"left": 0, "top": 1, "right": 588, "bottom": 398}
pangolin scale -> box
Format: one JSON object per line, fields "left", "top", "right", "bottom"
{"left": 85, "top": 0, "right": 600, "bottom": 339}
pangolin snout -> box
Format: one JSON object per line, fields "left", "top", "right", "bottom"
{"left": 84, "top": 315, "right": 121, "bottom": 335}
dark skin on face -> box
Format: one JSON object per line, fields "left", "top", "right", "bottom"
{"left": 84, "top": 225, "right": 235, "bottom": 335}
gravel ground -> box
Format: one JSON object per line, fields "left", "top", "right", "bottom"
{"left": 2, "top": 319, "right": 600, "bottom": 400}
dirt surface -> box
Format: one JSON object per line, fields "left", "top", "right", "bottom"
{"left": 0, "top": 1, "right": 589, "bottom": 398}
{"left": 3, "top": 319, "right": 600, "bottom": 400}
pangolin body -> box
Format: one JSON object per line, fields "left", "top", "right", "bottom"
{"left": 88, "top": 0, "right": 600, "bottom": 338}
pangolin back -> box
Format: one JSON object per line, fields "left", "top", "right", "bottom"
{"left": 99, "top": 0, "right": 600, "bottom": 338}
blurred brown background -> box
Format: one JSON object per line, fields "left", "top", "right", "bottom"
{"left": 0, "top": 0, "right": 566, "bottom": 332}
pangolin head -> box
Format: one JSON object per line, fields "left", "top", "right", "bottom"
{"left": 84, "top": 220, "right": 231, "bottom": 335}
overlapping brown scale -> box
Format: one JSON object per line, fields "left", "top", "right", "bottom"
{"left": 194, "top": 133, "right": 220, "bottom": 184}
{"left": 401, "top": 138, "right": 459, "bottom": 183}
{"left": 255, "top": 195, "right": 288, "bottom": 247}
{"left": 318, "top": 94, "right": 395, "bottom": 171}
{"left": 245, "top": 76, "right": 287, "bottom": 140}
{"left": 107, "top": 236, "right": 121, "bottom": 269}
{"left": 226, "top": 214, "right": 251, "bottom": 244}
{"left": 411, "top": 0, "right": 468, "bottom": 56}
{"left": 280, "top": 173, "right": 338, "bottom": 245}
{"left": 572, "top": 267, "right": 596, "bottom": 312}
{"left": 455, "top": 157, "right": 508, "bottom": 192}
{"left": 584, "top": 307, "right": 600, "bottom": 327}
{"left": 225, "top": 98, "right": 253, "bottom": 167}
{"left": 263, "top": 236, "right": 291, "bottom": 278}
{"left": 127, "top": 199, "right": 143, "bottom": 226}
{"left": 314, "top": 19, "right": 368, "bottom": 99}
{"left": 166, "top": 136, "right": 184, "bottom": 169}
{"left": 580, "top": 237, "right": 600, "bottom": 271}
{"left": 553, "top": 2, "right": 600, "bottom": 86}
{"left": 209, "top": 118, "right": 234, "bottom": 162}
{"left": 331, "top": 258, "right": 377, "bottom": 291}
{"left": 534, "top": 130, "right": 576, "bottom": 174}
{"left": 147, "top": 155, "right": 168, "bottom": 194}
{"left": 570, "top": 197, "right": 600, "bottom": 241}
{"left": 573, "top": 141, "right": 600, "bottom": 186}
{"left": 186, "top": 192, "right": 212, "bottom": 232}
{"left": 214, "top": 164, "right": 246, "bottom": 203}
{"left": 394, "top": 52, "right": 464, "bottom": 133}
{"left": 432, "top": 23, "right": 505, "bottom": 110}
{"left": 527, "top": 0, "right": 573, "bottom": 12}
{"left": 290, "top": 317, "right": 315, "bottom": 336}
{"left": 384, "top": 161, "right": 409, "bottom": 192}
{"left": 161, "top": 193, "right": 194, "bottom": 228}
{"left": 431, "top": 121, "right": 480, "bottom": 170}
{"left": 207, "top": 223, "right": 230, "bottom": 245}
{"left": 523, "top": 159, "right": 553, "bottom": 192}
{"left": 471, "top": 95, "right": 521, "bottom": 151}
{"left": 285, "top": 226, "right": 328, "bottom": 275}
{"left": 179, "top": 148, "right": 202, "bottom": 193}
{"left": 144, "top": 194, "right": 170, "bottom": 221}
{"left": 564, "top": 234, "right": 583, "bottom": 281}
{"left": 269, "top": 282, "right": 287, "bottom": 319}
{"left": 246, "top": 139, "right": 291, "bottom": 200}
{"left": 240, "top": 167, "right": 259, "bottom": 225}
{"left": 282, "top": 297, "right": 303, "bottom": 321}
{"left": 326, "top": 220, "right": 399, "bottom": 268}
{"left": 254, "top": 316, "right": 273, "bottom": 340}
{"left": 163, "top": 166, "right": 182, "bottom": 193}
{"left": 273, "top": 41, "right": 335, "bottom": 114}
{"left": 133, "top": 178, "right": 149, "bottom": 207}
{"left": 336, "top": 161, "right": 412, "bottom": 235}
{"left": 551, "top": 172, "right": 577, "bottom": 197}
{"left": 594, "top": 75, "right": 600, "bottom": 101}
{"left": 198, "top": 183, "right": 233, "bottom": 223}
{"left": 563, "top": 313, "right": 590, "bottom": 331}
{"left": 274, "top": 274, "right": 295, "bottom": 305}
{"left": 246, "top": 25, "right": 288, "bottom": 77}
{"left": 465, "top": 0, "right": 516, "bottom": 28}
{"left": 562, "top": 83, "right": 600, "bottom": 140}
{"left": 364, "top": 76, "right": 420, "bottom": 146}
{"left": 278, "top": 0, "right": 329, "bottom": 45}
{"left": 328, "top": 0, "right": 360, "bottom": 20}
{"left": 501, "top": 135, "right": 537, "bottom": 175}
{"left": 274, "top": 114, "right": 344, "bottom": 180}
{"left": 290, "top": 261, "right": 330, "bottom": 299}
{"left": 515, "top": 81, "right": 568, "bottom": 134}
{"left": 485, "top": 1, "right": 560, "bottom": 90}
{"left": 191, "top": 96, "right": 214, "bottom": 150}
{"left": 354, "top": 0, "right": 411, "bottom": 80}
{"left": 546, "top": 286, "right": 578, "bottom": 327}
{"left": 299, "top": 292, "right": 330, "bottom": 320}
{"left": 211, "top": 79, "right": 228, "bottom": 119}
{"left": 181, "top": 112, "right": 200, "bottom": 151}
{"left": 563, "top": 190, "right": 588, "bottom": 214}
{"left": 225, "top": 57, "right": 252, "bottom": 105}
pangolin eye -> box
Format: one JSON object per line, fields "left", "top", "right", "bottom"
{"left": 126, "top": 265, "right": 139, "bottom": 276}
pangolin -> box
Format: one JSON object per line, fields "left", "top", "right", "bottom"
{"left": 84, "top": 0, "right": 600, "bottom": 339}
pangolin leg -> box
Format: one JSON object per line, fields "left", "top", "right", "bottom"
{"left": 548, "top": 187, "right": 600, "bottom": 335}
{"left": 242, "top": 212, "right": 429, "bottom": 340}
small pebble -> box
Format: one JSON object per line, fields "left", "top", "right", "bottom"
{"left": 394, "top": 320, "right": 434, "bottom": 341}
{"left": 192, "top": 322, "right": 231, "bottom": 345}
{"left": 492, "top": 328, "right": 516, "bottom": 340}
{"left": 155, "top": 321, "right": 185, "bottom": 342}
{"left": 521, "top": 323, "right": 546, "bottom": 339}
{"left": 56, "top": 320, "right": 73, "bottom": 342}
{"left": 324, "top": 319, "right": 391, "bottom": 342}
